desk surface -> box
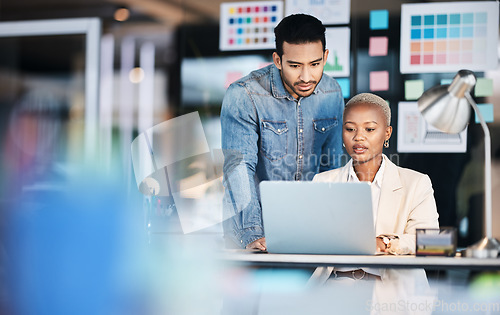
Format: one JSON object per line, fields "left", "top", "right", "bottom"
{"left": 220, "top": 249, "right": 500, "bottom": 270}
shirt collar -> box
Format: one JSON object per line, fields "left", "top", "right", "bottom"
{"left": 347, "top": 157, "right": 385, "bottom": 188}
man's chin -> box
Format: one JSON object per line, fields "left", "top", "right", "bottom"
{"left": 295, "top": 89, "right": 315, "bottom": 98}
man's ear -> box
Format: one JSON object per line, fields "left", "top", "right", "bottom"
{"left": 272, "top": 52, "right": 282, "bottom": 70}
{"left": 323, "top": 49, "right": 329, "bottom": 66}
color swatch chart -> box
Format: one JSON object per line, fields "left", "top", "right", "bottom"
{"left": 400, "top": 2, "right": 498, "bottom": 73}
{"left": 220, "top": 1, "right": 283, "bottom": 51}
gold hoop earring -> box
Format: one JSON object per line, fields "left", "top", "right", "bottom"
{"left": 384, "top": 139, "right": 389, "bottom": 148}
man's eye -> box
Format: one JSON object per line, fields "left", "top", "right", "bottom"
{"left": 366, "top": 128, "right": 375, "bottom": 132}
{"left": 311, "top": 62, "right": 320, "bottom": 67}
{"left": 290, "top": 64, "right": 299, "bottom": 68}
{"left": 345, "top": 128, "right": 354, "bottom": 132}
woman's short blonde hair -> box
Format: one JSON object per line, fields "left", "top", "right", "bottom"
{"left": 345, "top": 93, "right": 391, "bottom": 126}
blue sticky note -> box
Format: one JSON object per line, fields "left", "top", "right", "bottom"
{"left": 440, "top": 79, "right": 453, "bottom": 85}
{"left": 370, "top": 10, "right": 389, "bottom": 30}
{"left": 475, "top": 104, "right": 494, "bottom": 123}
{"left": 336, "top": 78, "right": 350, "bottom": 99}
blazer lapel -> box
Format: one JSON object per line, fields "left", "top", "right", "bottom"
{"left": 375, "top": 155, "right": 403, "bottom": 235}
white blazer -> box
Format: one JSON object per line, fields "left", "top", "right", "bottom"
{"left": 313, "top": 154, "right": 439, "bottom": 253}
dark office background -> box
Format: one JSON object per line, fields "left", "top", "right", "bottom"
{"left": 0, "top": 0, "right": 499, "bottom": 248}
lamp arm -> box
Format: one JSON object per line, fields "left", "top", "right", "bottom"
{"left": 465, "top": 92, "right": 492, "bottom": 239}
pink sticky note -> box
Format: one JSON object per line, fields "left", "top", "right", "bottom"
{"left": 370, "top": 71, "right": 389, "bottom": 91}
{"left": 369, "top": 36, "right": 388, "bottom": 56}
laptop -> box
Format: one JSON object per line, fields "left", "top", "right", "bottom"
{"left": 260, "top": 181, "right": 376, "bottom": 255}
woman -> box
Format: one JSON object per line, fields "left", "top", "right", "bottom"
{"left": 313, "top": 93, "right": 439, "bottom": 254}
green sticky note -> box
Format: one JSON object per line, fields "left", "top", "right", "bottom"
{"left": 405, "top": 80, "right": 424, "bottom": 100}
{"left": 475, "top": 78, "right": 493, "bottom": 97}
{"left": 475, "top": 104, "right": 494, "bottom": 123}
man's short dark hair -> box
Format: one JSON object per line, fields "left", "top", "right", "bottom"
{"left": 274, "top": 14, "right": 326, "bottom": 57}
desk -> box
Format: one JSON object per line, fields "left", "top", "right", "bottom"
{"left": 221, "top": 249, "right": 500, "bottom": 271}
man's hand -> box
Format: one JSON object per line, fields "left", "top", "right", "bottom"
{"left": 246, "top": 237, "right": 267, "bottom": 251}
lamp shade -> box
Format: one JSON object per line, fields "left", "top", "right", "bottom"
{"left": 417, "top": 70, "right": 475, "bottom": 134}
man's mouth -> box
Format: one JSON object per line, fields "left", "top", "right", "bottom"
{"left": 295, "top": 81, "right": 316, "bottom": 91}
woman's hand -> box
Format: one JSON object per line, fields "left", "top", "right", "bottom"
{"left": 376, "top": 237, "right": 388, "bottom": 252}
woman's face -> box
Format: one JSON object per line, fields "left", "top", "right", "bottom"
{"left": 342, "top": 102, "right": 392, "bottom": 164}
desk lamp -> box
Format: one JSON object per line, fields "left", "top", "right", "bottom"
{"left": 418, "top": 69, "right": 500, "bottom": 258}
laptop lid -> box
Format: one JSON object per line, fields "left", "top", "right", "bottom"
{"left": 260, "top": 181, "right": 376, "bottom": 255}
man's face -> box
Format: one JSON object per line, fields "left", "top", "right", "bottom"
{"left": 273, "top": 41, "right": 328, "bottom": 99}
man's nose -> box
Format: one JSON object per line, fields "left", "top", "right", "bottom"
{"left": 299, "top": 66, "right": 312, "bottom": 82}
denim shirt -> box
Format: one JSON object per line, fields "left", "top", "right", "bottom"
{"left": 221, "top": 64, "right": 344, "bottom": 248}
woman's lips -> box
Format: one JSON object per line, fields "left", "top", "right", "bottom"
{"left": 352, "top": 145, "right": 367, "bottom": 154}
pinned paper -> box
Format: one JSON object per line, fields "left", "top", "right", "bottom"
{"left": 475, "top": 78, "right": 494, "bottom": 97}
{"left": 475, "top": 103, "right": 494, "bottom": 123}
{"left": 405, "top": 80, "right": 424, "bottom": 100}
{"left": 369, "top": 71, "right": 389, "bottom": 91}
{"left": 369, "top": 36, "right": 388, "bottom": 56}
{"left": 400, "top": 2, "right": 499, "bottom": 73}
{"left": 370, "top": 10, "right": 389, "bottom": 30}
{"left": 336, "top": 78, "right": 350, "bottom": 99}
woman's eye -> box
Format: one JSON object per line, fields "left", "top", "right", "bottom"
{"left": 366, "top": 128, "right": 375, "bottom": 132}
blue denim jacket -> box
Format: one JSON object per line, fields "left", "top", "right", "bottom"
{"left": 221, "top": 64, "right": 344, "bottom": 248}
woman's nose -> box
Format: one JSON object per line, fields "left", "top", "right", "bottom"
{"left": 354, "top": 131, "right": 365, "bottom": 140}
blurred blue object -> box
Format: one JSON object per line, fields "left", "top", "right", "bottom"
{"left": 4, "top": 172, "right": 136, "bottom": 315}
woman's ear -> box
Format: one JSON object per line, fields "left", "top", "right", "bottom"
{"left": 385, "top": 126, "right": 393, "bottom": 141}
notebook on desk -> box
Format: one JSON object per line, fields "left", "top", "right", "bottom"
{"left": 260, "top": 181, "right": 376, "bottom": 255}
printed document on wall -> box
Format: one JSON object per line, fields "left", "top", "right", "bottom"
{"left": 325, "top": 27, "right": 350, "bottom": 77}
{"left": 400, "top": 1, "right": 499, "bottom": 73}
{"left": 285, "top": 0, "right": 350, "bottom": 25}
{"left": 397, "top": 102, "right": 467, "bottom": 153}
{"left": 220, "top": 1, "right": 283, "bottom": 51}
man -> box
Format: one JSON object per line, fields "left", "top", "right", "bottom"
{"left": 221, "top": 14, "right": 344, "bottom": 250}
